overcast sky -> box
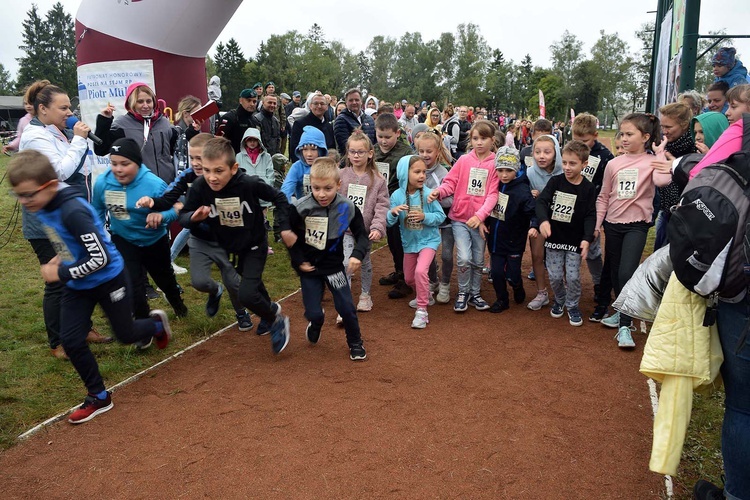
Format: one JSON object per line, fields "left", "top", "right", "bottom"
{"left": 2, "top": 0, "right": 748, "bottom": 88}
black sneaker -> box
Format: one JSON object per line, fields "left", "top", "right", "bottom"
{"left": 589, "top": 305, "right": 608, "bottom": 322}
{"left": 257, "top": 302, "right": 281, "bottom": 336}
{"left": 379, "top": 271, "right": 401, "bottom": 286}
{"left": 349, "top": 342, "right": 367, "bottom": 361}
{"left": 236, "top": 311, "right": 253, "bottom": 332}
{"left": 306, "top": 322, "right": 322, "bottom": 344}
{"left": 68, "top": 392, "right": 114, "bottom": 424}
{"left": 512, "top": 284, "right": 526, "bottom": 304}
{"left": 454, "top": 292, "right": 469, "bottom": 312}
{"left": 145, "top": 284, "right": 159, "bottom": 300}
{"left": 205, "top": 284, "right": 223, "bottom": 318}
{"left": 388, "top": 281, "right": 413, "bottom": 299}
{"left": 692, "top": 480, "right": 724, "bottom": 500}
{"left": 489, "top": 301, "right": 509, "bottom": 313}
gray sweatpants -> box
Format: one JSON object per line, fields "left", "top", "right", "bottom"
{"left": 545, "top": 248, "right": 583, "bottom": 309}
{"left": 188, "top": 235, "right": 244, "bottom": 313}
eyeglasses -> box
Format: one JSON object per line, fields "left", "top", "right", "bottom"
{"left": 10, "top": 179, "right": 57, "bottom": 200}
{"left": 348, "top": 150, "right": 369, "bottom": 157}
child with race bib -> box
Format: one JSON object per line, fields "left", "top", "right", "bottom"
{"left": 415, "top": 129, "right": 455, "bottom": 304}
{"left": 596, "top": 113, "right": 671, "bottom": 348}
{"left": 338, "top": 130, "right": 389, "bottom": 314}
{"left": 428, "top": 120, "right": 499, "bottom": 313}
{"left": 281, "top": 126, "right": 328, "bottom": 202}
{"left": 388, "top": 155, "right": 446, "bottom": 328}
{"left": 525, "top": 134, "right": 563, "bottom": 311}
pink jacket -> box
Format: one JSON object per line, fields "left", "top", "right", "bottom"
{"left": 6, "top": 113, "right": 33, "bottom": 151}
{"left": 437, "top": 149, "right": 499, "bottom": 223}
{"left": 338, "top": 166, "right": 389, "bottom": 237}
{"left": 690, "top": 119, "right": 744, "bottom": 179}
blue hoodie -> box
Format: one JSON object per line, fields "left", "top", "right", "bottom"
{"left": 716, "top": 58, "right": 750, "bottom": 88}
{"left": 281, "top": 126, "right": 328, "bottom": 202}
{"left": 525, "top": 134, "right": 563, "bottom": 194}
{"left": 386, "top": 155, "right": 446, "bottom": 252}
{"left": 92, "top": 164, "right": 177, "bottom": 246}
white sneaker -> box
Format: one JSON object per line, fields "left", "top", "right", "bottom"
{"left": 409, "top": 294, "right": 436, "bottom": 309}
{"left": 436, "top": 283, "right": 451, "bottom": 304}
{"left": 357, "top": 293, "right": 373, "bottom": 312}
{"left": 526, "top": 289, "right": 550, "bottom": 311}
{"left": 336, "top": 314, "right": 343, "bottom": 326}
{"left": 411, "top": 308, "right": 429, "bottom": 329}
{"left": 172, "top": 262, "right": 188, "bottom": 275}
{"left": 429, "top": 281, "right": 439, "bottom": 293}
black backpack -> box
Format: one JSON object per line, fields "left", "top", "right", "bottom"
{"left": 668, "top": 116, "right": 750, "bottom": 315}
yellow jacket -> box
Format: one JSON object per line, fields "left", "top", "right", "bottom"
{"left": 639, "top": 273, "right": 723, "bottom": 475}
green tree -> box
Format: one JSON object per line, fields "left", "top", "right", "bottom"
{"left": 0, "top": 64, "right": 13, "bottom": 95}
{"left": 356, "top": 51, "right": 371, "bottom": 93}
{"left": 254, "top": 32, "right": 302, "bottom": 92}
{"left": 571, "top": 60, "right": 602, "bottom": 114}
{"left": 512, "top": 55, "right": 534, "bottom": 116}
{"left": 549, "top": 30, "right": 583, "bottom": 113}
{"left": 434, "top": 33, "right": 456, "bottom": 100}
{"left": 629, "top": 22, "right": 654, "bottom": 113}
{"left": 453, "top": 23, "right": 490, "bottom": 105}
{"left": 485, "top": 50, "right": 514, "bottom": 112}
{"left": 591, "top": 30, "right": 632, "bottom": 126}
{"left": 391, "top": 33, "right": 440, "bottom": 104}
{"left": 205, "top": 55, "right": 217, "bottom": 83}
{"left": 365, "top": 36, "right": 397, "bottom": 98}
{"left": 214, "top": 38, "right": 248, "bottom": 106}
{"left": 16, "top": 3, "right": 76, "bottom": 94}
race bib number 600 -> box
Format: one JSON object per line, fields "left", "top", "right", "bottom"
{"left": 304, "top": 216, "right": 328, "bottom": 250}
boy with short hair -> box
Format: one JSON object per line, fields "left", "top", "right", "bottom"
{"left": 571, "top": 113, "right": 616, "bottom": 321}
{"left": 535, "top": 140, "right": 597, "bottom": 326}
{"left": 281, "top": 125, "right": 328, "bottom": 202}
{"left": 137, "top": 133, "right": 254, "bottom": 331}
{"left": 178, "top": 137, "right": 293, "bottom": 354}
{"left": 374, "top": 113, "right": 414, "bottom": 298}
{"left": 8, "top": 150, "right": 172, "bottom": 424}
{"left": 287, "top": 157, "right": 369, "bottom": 361}
{"left": 519, "top": 118, "right": 553, "bottom": 176}
{"left": 482, "top": 147, "right": 538, "bottom": 313}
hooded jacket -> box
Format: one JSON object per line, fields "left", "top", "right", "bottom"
{"left": 253, "top": 106, "right": 281, "bottom": 155}
{"left": 207, "top": 76, "right": 222, "bottom": 102}
{"left": 525, "top": 134, "right": 563, "bottom": 194}
{"left": 94, "top": 82, "right": 179, "bottom": 184}
{"left": 333, "top": 108, "right": 376, "bottom": 156}
{"left": 92, "top": 163, "right": 177, "bottom": 247}
{"left": 289, "top": 109, "right": 336, "bottom": 163}
{"left": 282, "top": 126, "right": 328, "bottom": 202}
{"left": 237, "top": 127, "right": 275, "bottom": 207}
{"left": 364, "top": 96, "right": 379, "bottom": 112}
{"left": 691, "top": 111, "right": 730, "bottom": 149}
{"left": 149, "top": 167, "right": 215, "bottom": 242}
{"left": 587, "top": 140, "right": 615, "bottom": 195}
{"left": 338, "top": 162, "right": 390, "bottom": 238}
{"left": 436, "top": 149, "right": 499, "bottom": 224}
{"left": 441, "top": 113, "right": 460, "bottom": 154}
{"left": 715, "top": 58, "right": 750, "bottom": 88}
{"left": 221, "top": 103, "right": 259, "bottom": 154}
{"left": 288, "top": 192, "right": 370, "bottom": 276}
{"left": 179, "top": 170, "right": 291, "bottom": 255}
{"left": 35, "top": 185, "right": 124, "bottom": 290}
{"left": 486, "top": 176, "right": 538, "bottom": 255}
{"left": 386, "top": 155, "right": 446, "bottom": 253}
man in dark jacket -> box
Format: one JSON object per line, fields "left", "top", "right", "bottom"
{"left": 220, "top": 89, "right": 259, "bottom": 154}
{"left": 456, "top": 106, "right": 471, "bottom": 158}
{"left": 333, "top": 88, "right": 376, "bottom": 157}
{"left": 254, "top": 95, "right": 281, "bottom": 155}
{"left": 289, "top": 93, "right": 335, "bottom": 163}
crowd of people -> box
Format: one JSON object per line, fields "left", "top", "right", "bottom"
{"left": 5, "top": 45, "right": 750, "bottom": 499}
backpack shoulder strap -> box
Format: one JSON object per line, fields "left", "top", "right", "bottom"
{"left": 742, "top": 113, "right": 750, "bottom": 152}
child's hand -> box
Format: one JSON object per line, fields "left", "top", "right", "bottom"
{"left": 191, "top": 205, "right": 211, "bottom": 222}
{"left": 528, "top": 227, "right": 539, "bottom": 239}
{"left": 650, "top": 159, "right": 673, "bottom": 173}
{"left": 390, "top": 204, "right": 408, "bottom": 217}
{"left": 135, "top": 196, "right": 154, "bottom": 208}
{"left": 408, "top": 210, "right": 425, "bottom": 224}
{"left": 531, "top": 190, "right": 539, "bottom": 198}
{"left": 40, "top": 255, "right": 61, "bottom": 283}
{"left": 695, "top": 142, "right": 709, "bottom": 154}
{"left": 347, "top": 257, "right": 361, "bottom": 275}
{"left": 299, "top": 261, "right": 315, "bottom": 272}
{"left": 479, "top": 222, "right": 489, "bottom": 240}
{"left": 280, "top": 230, "right": 297, "bottom": 247}
{"left": 145, "top": 212, "right": 163, "bottom": 228}
{"left": 427, "top": 189, "right": 440, "bottom": 203}
{"left": 466, "top": 215, "right": 481, "bottom": 229}
{"left": 369, "top": 229, "right": 382, "bottom": 241}
{"left": 594, "top": 229, "right": 600, "bottom": 240}
{"left": 580, "top": 240, "right": 590, "bottom": 260}
{"left": 539, "top": 221, "right": 551, "bottom": 239}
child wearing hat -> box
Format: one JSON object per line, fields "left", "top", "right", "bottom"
{"left": 92, "top": 138, "right": 188, "bottom": 327}
{"left": 712, "top": 47, "right": 750, "bottom": 88}
{"left": 480, "top": 147, "right": 538, "bottom": 313}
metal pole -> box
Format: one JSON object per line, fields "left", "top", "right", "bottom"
{"left": 679, "top": 0, "right": 701, "bottom": 92}
{"left": 646, "top": 0, "right": 668, "bottom": 113}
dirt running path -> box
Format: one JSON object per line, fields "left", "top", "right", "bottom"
{"left": 0, "top": 248, "right": 662, "bottom": 498}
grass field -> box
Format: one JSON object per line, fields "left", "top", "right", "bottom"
{"left": 0, "top": 147, "right": 726, "bottom": 498}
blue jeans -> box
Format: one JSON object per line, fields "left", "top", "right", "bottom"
{"left": 717, "top": 294, "right": 750, "bottom": 499}
{"left": 170, "top": 227, "right": 191, "bottom": 262}
{"left": 452, "top": 221, "right": 484, "bottom": 296}
{"left": 653, "top": 210, "right": 670, "bottom": 251}
{"left": 300, "top": 271, "right": 362, "bottom": 347}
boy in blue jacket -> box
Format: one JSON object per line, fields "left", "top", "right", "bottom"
{"left": 281, "top": 126, "right": 328, "bottom": 202}
{"left": 8, "top": 150, "right": 172, "bottom": 424}
{"left": 481, "top": 147, "right": 537, "bottom": 313}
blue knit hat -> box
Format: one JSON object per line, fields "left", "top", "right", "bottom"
{"left": 712, "top": 47, "right": 736, "bottom": 67}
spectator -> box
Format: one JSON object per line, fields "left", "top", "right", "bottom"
{"left": 712, "top": 47, "right": 750, "bottom": 88}
{"left": 677, "top": 90, "right": 705, "bottom": 117}
{"left": 219, "top": 88, "right": 259, "bottom": 154}
{"left": 705, "top": 81, "right": 730, "bottom": 114}
{"left": 333, "top": 88, "right": 376, "bottom": 157}
{"left": 289, "top": 92, "right": 335, "bottom": 163}
{"left": 2, "top": 98, "right": 34, "bottom": 154}
{"left": 254, "top": 94, "right": 281, "bottom": 155}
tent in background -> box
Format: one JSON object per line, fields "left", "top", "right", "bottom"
{"left": 0, "top": 96, "right": 25, "bottom": 131}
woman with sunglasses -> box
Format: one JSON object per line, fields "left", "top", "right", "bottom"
{"left": 19, "top": 80, "right": 112, "bottom": 359}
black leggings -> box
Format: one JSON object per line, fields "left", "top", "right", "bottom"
{"left": 603, "top": 221, "right": 649, "bottom": 327}
{"left": 386, "top": 223, "right": 404, "bottom": 274}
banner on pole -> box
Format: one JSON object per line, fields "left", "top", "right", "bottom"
{"left": 539, "top": 90, "right": 546, "bottom": 118}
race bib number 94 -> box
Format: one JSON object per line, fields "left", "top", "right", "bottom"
{"left": 467, "top": 168, "right": 488, "bottom": 196}
{"left": 216, "top": 197, "right": 244, "bottom": 227}
{"left": 305, "top": 216, "right": 328, "bottom": 250}
{"left": 551, "top": 191, "right": 577, "bottom": 223}
{"left": 617, "top": 169, "right": 638, "bottom": 199}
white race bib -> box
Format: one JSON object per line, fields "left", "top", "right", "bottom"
{"left": 467, "top": 168, "right": 488, "bottom": 196}
{"left": 43, "top": 226, "right": 74, "bottom": 261}
{"left": 376, "top": 162, "right": 390, "bottom": 184}
{"left": 304, "top": 216, "right": 328, "bottom": 250}
{"left": 347, "top": 184, "right": 367, "bottom": 211}
{"left": 582, "top": 155, "right": 601, "bottom": 183}
{"left": 215, "top": 197, "right": 244, "bottom": 227}
{"left": 491, "top": 192, "right": 509, "bottom": 221}
{"left": 406, "top": 204, "right": 423, "bottom": 231}
{"left": 617, "top": 169, "right": 638, "bottom": 199}
{"left": 524, "top": 156, "right": 534, "bottom": 168}
{"left": 105, "top": 190, "right": 129, "bottom": 220}
{"left": 551, "top": 191, "right": 577, "bottom": 223}
{"left": 303, "top": 174, "right": 312, "bottom": 195}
